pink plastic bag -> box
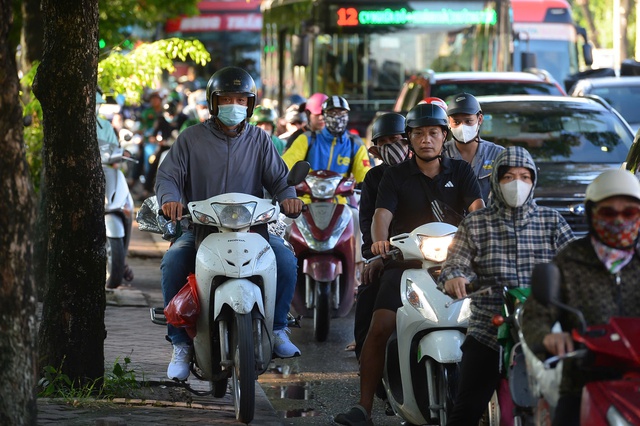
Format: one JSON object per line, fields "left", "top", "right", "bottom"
{"left": 164, "top": 273, "right": 199, "bottom": 338}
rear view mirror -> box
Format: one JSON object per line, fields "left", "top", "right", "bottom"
{"left": 530, "top": 263, "right": 561, "bottom": 306}
{"left": 288, "top": 161, "right": 310, "bottom": 186}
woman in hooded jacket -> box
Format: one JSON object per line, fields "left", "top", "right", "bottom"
{"left": 438, "top": 145, "right": 575, "bottom": 425}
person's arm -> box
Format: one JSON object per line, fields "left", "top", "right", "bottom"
{"left": 351, "top": 144, "right": 372, "bottom": 183}
{"left": 438, "top": 219, "right": 477, "bottom": 298}
{"left": 281, "top": 132, "right": 310, "bottom": 170}
{"left": 521, "top": 289, "right": 566, "bottom": 359}
{"left": 371, "top": 208, "right": 393, "bottom": 257}
{"left": 468, "top": 198, "right": 485, "bottom": 212}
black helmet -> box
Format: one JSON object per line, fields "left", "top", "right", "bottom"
{"left": 447, "top": 92, "right": 482, "bottom": 116}
{"left": 405, "top": 103, "right": 448, "bottom": 133}
{"left": 372, "top": 113, "right": 406, "bottom": 144}
{"left": 322, "top": 95, "right": 350, "bottom": 112}
{"left": 206, "top": 66, "right": 257, "bottom": 117}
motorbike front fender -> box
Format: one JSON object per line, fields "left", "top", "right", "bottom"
{"left": 105, "top": 214, "right": 125, "bottom": 238}
{"left": 213, "top": 278, "right": 265, "bottom": 319}
{"left": 417, "top": 330, "right": 466, "bottom": 364}
{"left": 303, "top": 255, "right": 343, "bottom": 282}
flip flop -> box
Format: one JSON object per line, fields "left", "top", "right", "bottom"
{"left": 344, "top": 340, "right": 356, "bottom": 352}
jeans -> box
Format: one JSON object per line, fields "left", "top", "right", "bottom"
{"left": 160, "top": 231, "right": 298, "bottom": 345}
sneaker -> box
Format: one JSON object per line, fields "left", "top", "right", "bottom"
{"left": 167, "top": 343, "right": 192, "bottom": 381}
{"left": 273, "top": 328, "right": 301, "bottom": 358}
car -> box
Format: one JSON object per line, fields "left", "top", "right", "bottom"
{"left": 366, "top": 70, "right": 566, "bottom": 142}
{"left": 393, "top": 70, "right": 566, "bottom": 112}
{"left": 569, "top": 76, "right": 640, "bottom": 133}
{"left": 477, "top": 95, "right": 635, "bottom": 235}
{"left": 624, "top": 128, "right": 640, "bottom": 181}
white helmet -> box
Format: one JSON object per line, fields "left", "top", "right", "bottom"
{"left": 585, "top": 169, "right": 640, "bottom": 203}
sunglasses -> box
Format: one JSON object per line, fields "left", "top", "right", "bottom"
{"left": 594, "top": 206, "right": 640, "bottom": 220}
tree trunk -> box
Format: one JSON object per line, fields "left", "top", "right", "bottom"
{"left": 20, "top": 0, "right": 43, "bottom": 72}
{"left": 0, "top": 0, "right": 38, "bottom": 424}
{"left": 34, "top": 0, "right": 106, "bottom": 385}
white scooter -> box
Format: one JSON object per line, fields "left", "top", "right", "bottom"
{"left": 371, "top": 222, "right": 499, "bottom": 426}
{"left": 148, "top": 161, "right": 309, "bottom": 424}
{"left": 101, "top": 145, "right": 136, "bottom": 289}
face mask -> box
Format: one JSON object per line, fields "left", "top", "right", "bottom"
{"left": 324, "top": 114, "right": 349, "bottom": 136}
{"left": 379, "top": 141, "right": 409, "bottom": 165}
{"left": 217, "top": 104, "right": 247, "bottom": 127}
{"left": 197, "top": 108, "right": 210, "bottom": 122}
{"left": 451, "top": 124, "right": 478, "bottom": 144}
{"left": 592, "top": 216, "right": 640, "bottom": 250}
{"left": 500, "top": 179, "right": 532, "bottom": 208}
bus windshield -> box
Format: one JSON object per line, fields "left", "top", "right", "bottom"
{"left": 262, "top": 0, "right": 513, "bottom": 134}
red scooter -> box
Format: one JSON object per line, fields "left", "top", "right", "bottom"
{"left": 530, "top": 264, "right": 640, "bottom": 425}
{"left": 286, "top": 170, "right": 357, "bottom": 342}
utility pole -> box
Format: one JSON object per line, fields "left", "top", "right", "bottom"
{"left": 613, "top": 0, "right": 621, "bottom": 74}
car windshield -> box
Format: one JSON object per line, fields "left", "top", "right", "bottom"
{"left": 432, "top": 82, "right": 563, "bottom": 100}
{"left": 590, "top": 85, "right": 640, "bottom": 125}
{"left": 480, "top": 102, "right": 633, "bottom": 163}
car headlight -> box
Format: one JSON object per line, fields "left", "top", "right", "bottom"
{"left": 406, "top": 278, "right": 438, "bottom": 323}
{"left": 418, "top": 234, "right": 453, "bottom": 262}
{"left": 212, "top": 202, "right": 256, "bottom": 229}
{"left": 606, "top": 406, "right": 632, "bottom": 426}
{"left": 306, "top": 175, "right": 342, "bottom": 199}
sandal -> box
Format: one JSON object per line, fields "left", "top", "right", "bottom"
{"left": 123, "top": 264, "right": 134, "bottom": 282}
{"left": 344, "top": 340, "right": 357, "bottom": 352}
{"left": 334, "top": 404, "right": 373, "bottom": 426}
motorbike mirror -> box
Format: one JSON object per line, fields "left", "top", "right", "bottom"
{"left": 288, "top": 161, "right": 311, "bottom": 186}
{"left": 530, "top": 263, "right": 561, "bottom": 306}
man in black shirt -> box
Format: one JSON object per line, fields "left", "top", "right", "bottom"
{"left": 335, "top": 103, "right": 484, "bottom": 425}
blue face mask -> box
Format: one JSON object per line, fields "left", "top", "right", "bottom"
{"left": 217, "top": 104, "right": 247, "bottom": 127}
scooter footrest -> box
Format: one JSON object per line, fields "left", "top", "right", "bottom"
{"left": 150, "top": 307, "right": 167, "bottom": 326}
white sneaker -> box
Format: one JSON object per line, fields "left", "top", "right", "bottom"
{"left": 167, "top": 343, "right": 192, "bottom": 381}
{"left": 273, "top": 328, "right": 301, "bottom": 358}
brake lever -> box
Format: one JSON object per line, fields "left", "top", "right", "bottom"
{"left": 444, "top": 286, "right": 496, "bottom": 308}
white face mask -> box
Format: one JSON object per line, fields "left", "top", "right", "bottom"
{"left": 451, "top": 124, "right": 478, "bottom": 144}
{"left": 500, "top": 179, "right": 533, "bottom": 208}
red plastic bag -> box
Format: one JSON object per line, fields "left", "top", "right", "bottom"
{"left": 164, "top": 273, "right": 200, "bottom": 338}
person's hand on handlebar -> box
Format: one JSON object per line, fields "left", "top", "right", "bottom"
{"left": 371, "top": 240, "right": 391, "bottom": 258}
{"left": 162, "top": 201, "right": 184, "bottom": 222}
{"left": 543, "top": 332, "right": 574, "bottom": 357}
{"left": 444, "top": 276, "right": 469, "bottom": 299}
{"left": 281, "top": 197, "right": 304, "bottom": 217}
{"left": 362, "top": 258, "right": 384, "bottom": 285}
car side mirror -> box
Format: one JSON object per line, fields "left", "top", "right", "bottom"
{"left": 531, "top": 262, "right": 561, "bottom": 305}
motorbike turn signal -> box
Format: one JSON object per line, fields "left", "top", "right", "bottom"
{"left": 491, "top": 314, "right": 505, "bottom": 327}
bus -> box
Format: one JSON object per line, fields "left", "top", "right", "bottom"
{"left": 260, "top": 0, "right": 514, "bottom": 136}
{"left": 511, "top": 0, "right": 593, "bottom": 90}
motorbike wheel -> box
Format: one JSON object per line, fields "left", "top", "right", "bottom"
{"left": 230, "top": 313, "right": 256, "bottom": 423}
{"left": 478, "top": 391, "right": 500, "bottom": 426}
{"left": 105, "top": 237, "right": 125, "bottom": 289}
{"left": 435, "top": 363, "right": 459, "bottom": 425}
{"left": 313, "top": 281, "right": 331, "bottom": 342}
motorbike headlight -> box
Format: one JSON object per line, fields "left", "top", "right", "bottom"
{"left": 418, "top": 234, "right": 453, "bottom": 262}
{"left": 306, "top": 175, "right": 342, "bottom": 199}
{"left": 606, "top": 406, "right": 632, "bottom": 426}
{"left": 406, "top": 278, "right": 438, "bottom": 323}
{"left": 456, "top": 299, "right": 472, "bottom": 324}
{"left": 193, "top": 210, "right": 217, "bottom": 225}
{"left": 212, "top": 202, "right": 256, "bottom": 229}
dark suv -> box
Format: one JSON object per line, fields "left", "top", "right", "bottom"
{"left": 477, "top": 95, "right": 634, "bottom": 235}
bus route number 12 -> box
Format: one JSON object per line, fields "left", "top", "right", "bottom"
{"left": 337, "top": 7, "right": 359, "bottom": 26}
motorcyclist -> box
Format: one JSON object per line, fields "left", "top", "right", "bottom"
{"left": 249, "top": 105, "right": 286, "bottom": 155}
{"left": 522, "top": 169, "right": 640, "bottom": 426}
{"left": 438, "top": 146, "right": 574, "bottom": 426}
{"left": 278, "top": 103, "right": 308, "bottom": 147}
{"left": 335, "top": 103, "right": 484, "bottom": 426}
{"left": 155, "top": 66, "right": 304, "bottom": 381}
{"left": 443, "top": 92, "right": 504, "bottom": 203}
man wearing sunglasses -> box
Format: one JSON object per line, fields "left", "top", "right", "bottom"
{"left": 522, "top": 169, "right": 640, "bottom": 426}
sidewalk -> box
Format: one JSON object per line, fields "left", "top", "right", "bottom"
{"left": 37, "top": 222, "right": 283, "bottom": 425}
